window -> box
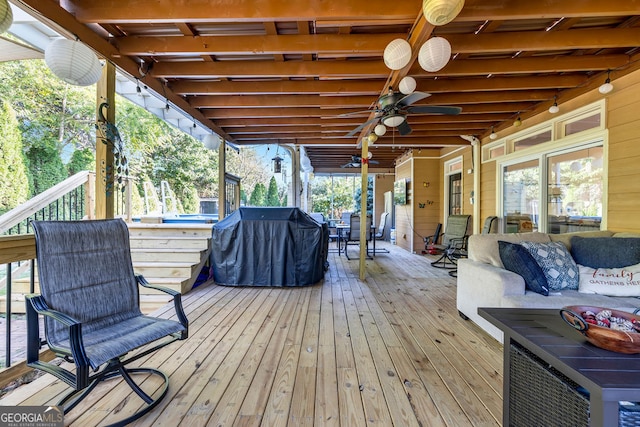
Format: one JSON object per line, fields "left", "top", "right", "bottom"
{"left": 449, "top": 173, "right": 462, "bottom": 215}
{"left": 503, "top": 160, "right": 540, "bottom": 232}
{"left": 564, "top": 112, "right": 601, "bottom": 137}
{"left": 546, "top": 146, "right": 603, "bottom": 233}
{"left": 513, "top": 129, "right": 552, "bottom": 151}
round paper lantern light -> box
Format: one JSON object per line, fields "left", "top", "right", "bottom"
{"left": 203, "top": 134, "right": 221, "bottom": 150}
{"left": 367, "top": 133, "right": 378, "bottom": 144}
{"left": 399, "top": 76, "right": 417, "bottom": 95}
{"left": 418, "top": 37, "right": 451, "bottom": 72}
{"left": 383, "top": 39, "right": 412, "bottom": 70}
{"left": 45, "top": 39, "right": 103, "bottom": 86}
{"left": 374, "top": 124, "right": 387, "bottom": 136}
{"left": 422, "top": 0, "right": 465, "bottom": 26}
{"left": 0, "top": 0, "right": 13, "bottom": 34}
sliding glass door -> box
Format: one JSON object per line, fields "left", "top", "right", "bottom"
{"left": 503, "top": 159, "right": 540, "bottom": 232}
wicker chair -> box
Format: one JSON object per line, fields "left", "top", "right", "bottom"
{"left": 27, "top": 219, "right": 188, "bottom": 426}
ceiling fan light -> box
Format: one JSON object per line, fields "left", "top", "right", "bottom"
{"left": 382, "top": 114, "right": 405, "bottom": 128}
{"left": 399, "top": 76, "right": 417, "bottom": 95}
{"left": 418, "top": 37, "right": 451, "bottom": 72}
{"left": 383, "top": 39, "right": 412, "bottom": 70}
{"left": 374, "top": 124, "right": 387, "bottom": 136}
{"left": 422, "top": 0, "right": 465, "bottom": 26}
{"left": 0, "top": 0, "right": 13, "bottom": 34}
{"left": 203, "top": 134, "right": 221, "bottom": 150}
{"left": 45, "top": 38, "right": 103, "bottom": 86}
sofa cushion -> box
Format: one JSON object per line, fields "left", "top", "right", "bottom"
{"left": 468, "top": 232, "right": 551, "bottom": 268}
{"left": 570, "top": 236, "right": 640, "bottom": 268}
{"left": 520, "top": 241, "right": 579, "bottom": 291}
{"left": 578, "top": 263, "right": 640, "bottom": 296}
{"left": 548, "top": 230, "right": 613, "bottom": 251}
{"left": 498, "top": 241, "right": 549, "bottom": 296}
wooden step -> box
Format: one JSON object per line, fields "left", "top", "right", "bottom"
{"left": 129, "top": 236, "right": 209, "bottom": 250}
{"left": 133, "top": 261, "right": 196, "bottom": 278}
{"left": 127, "top": 223, "right": 214, "bottom": 238}
{"left": 130, "top": 248, "right": 205, "bottom": 263}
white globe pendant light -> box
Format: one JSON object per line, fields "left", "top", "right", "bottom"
{"left": 399, "top": 76, "right": 417, "bottom": 95}
{"left": 374, "top": 124, "right": 387, "bottom": 136}
{"left": 0, "top": 0, "right": 13, "bottom": 34}
{"left": 203, "top": 134, "right": 221, "bottom": 150}
{"left": 383, "top": 39, "right": 412, "bottom": 70}
{"left": 422, "top": 0, "right": 465, "bottom": 26}
{"left": 45, "top": 39, "right": 103, "bottom": 86}
{"left": 418, "top": 37, "right": 451, "bottom": 72}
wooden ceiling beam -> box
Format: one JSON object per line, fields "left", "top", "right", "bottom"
{"left": 189, "top": 94, "right": 376, "bottom": 108}
{"left": 447, "top": 28, "right": 640, "bottom": 53}
{"left": 151, "top": 60, "right": 389, "bottom": 78}
{"left": 115, "top": 34, "right": 405, "bottom": 56}
{"left": 69, "top": 0, "right": 422, "bottom": 23}
{"left": 414, "top": 54, "right": 630, "bottom": 77}
{"left": 419, "top": 75, "right": 585, "bottom": 92}
{"left": 170, "top": 79, "right": 384, "bottom": 95}
{"left": 457, "top": 0, "right": 640, "bottom": 21}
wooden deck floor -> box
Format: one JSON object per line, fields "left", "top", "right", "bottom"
{"left": 0, "top": 242, "right": 503, "bottom": 426}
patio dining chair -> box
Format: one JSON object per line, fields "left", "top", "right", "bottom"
{"left": 430, "top": 215, "right": 471, "bottom": 269}
{"left": 373, "top": 212, "right": 390, "bottom": 254}
{"left": 26, "top": 219, "right": 188, "bottom": 426}
{"left": 344, "top": 214, "right": 373, "bottom": 260}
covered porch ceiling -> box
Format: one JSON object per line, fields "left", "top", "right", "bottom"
{"left": 11, "top": 0, "right": 640, "bottom": 172}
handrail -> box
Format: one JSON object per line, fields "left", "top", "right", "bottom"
{"left": 0, "top": 171, "right": 93, "bottom": 234}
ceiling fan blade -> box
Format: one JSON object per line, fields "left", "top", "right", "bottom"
{"left": 338, "top": 109, "right": 383, "bottom": 117}
{"left": 369, "top": 159, "right": 380, "bottom": 165}
{"left": 397, "top": 91, "right": 431, "bottom": 107}
{"left": 406, "top": 105, "right": 462, "bottom": 115}
{"left": 397, "top": 120, "right": 412, "bottom": 136}
{"left": 345, "top": 116, "right": 381, "bottom": 137}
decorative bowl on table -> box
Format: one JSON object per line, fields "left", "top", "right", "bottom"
{"left": 560, "top": 305, "right": 640, "bottom": 354}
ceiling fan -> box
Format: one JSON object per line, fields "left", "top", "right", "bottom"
{"left": 340, "top": 155, "right": 379, "bottom": 168}
{"left": 343, "top": 87, "right": 462, "bottom": 137}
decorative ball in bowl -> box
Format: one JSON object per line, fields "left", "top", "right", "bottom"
{"left": 560, "top": 305, "right": 640, "bottom": 354}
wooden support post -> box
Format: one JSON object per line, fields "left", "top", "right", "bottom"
{"left": 95, "top": 62, "right": 116, "bottom": 219}
{"left": 218, "top": 140, "right": 226, "bottom": 221}
{"left": 359, "top": 138, "right": 369, "bottom": 280}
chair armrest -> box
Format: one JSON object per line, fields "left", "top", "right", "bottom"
{"left": 136, "top": 275, "right": 189, "bottom": 334}
{"left": 25, "top": 294, "right": 90, "bottom": 383}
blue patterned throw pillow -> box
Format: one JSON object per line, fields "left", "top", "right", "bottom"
{"left": 520, "top": 241, "right": 579, "bottom": 291}
{"left": 498, "top": 241, "right": 549, "bottom": 296}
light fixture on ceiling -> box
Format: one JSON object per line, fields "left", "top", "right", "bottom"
{"left": 165, "top": 100, "right": 170, "bottom": 111}
{"left": 418, "top": 37, "right": 452, "bottom": 72}
{"left": 513, "top": 115, "right": 522, "bottom": 127}
{"left": 382, "top": 114, "right": 405, "bottom": 128}
{"left": 422, "top": 0, "right": 465, "bottom": 26}
{"left": 44, "top": 38, "right": 103, "bottom": 86}
{"left": 399, "top": 76, "right": 417, "bottom": 95}
{"left": 136, "top": 78, "right": 142, "bottom": 96}
{"left": 0, "top": 0, "right": 13, "bottom": 34}
{"left": 548, "top": 97, "right": 559, "bottom": 114}
{"left": 367, "top": 133, "right": 378, "bottom": 144}
{"left": 489, "top": 126, "right": 497, "bottom": 140}
{"left": 599, "top": 70, "right": 613, "bottom": 94}
{"left": 374, "top": 124, "right": 387, "bottom": 136}
{"left": 203, "top": 134, "right": 221, "bottom": 150}
{"left": 383, "top": 39, "right": 412, "bottom": 70}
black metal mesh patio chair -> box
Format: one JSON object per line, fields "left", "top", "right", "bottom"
{"left": 430, "top": 215, "right": 471, "bottom": 269}
{"left": 27, "top": 219, "right": 188, "bottom": 426}
{"left": 344, "top": 214, "right": 373, "bottom": 260}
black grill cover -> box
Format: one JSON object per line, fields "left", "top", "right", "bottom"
{"left": 210, "top": 207, "right": 328, "bottom": 286}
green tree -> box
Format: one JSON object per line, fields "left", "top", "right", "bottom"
{"left": 354, "top": 176, "right": 374, "bottom": 215}
{"left": 67, "top": 148, "right": 95, "bottom": 175}
{"left": 266, "top": 176, "right": 280, "bottom": 206}
{"left": 25, "top": 138, "right": 67, "bottom": 195}
{"left": 310, "top": 175, "right": 358, "bottom": 219}
{"left": 249, "top": 182, "right": 266, "bottom": 206}
{"left": 0, "top": 100, "right": 30, "bottom": 214}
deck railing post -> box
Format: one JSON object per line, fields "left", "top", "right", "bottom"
{"left": 5, "top": 262, "right": 11, "bottom": 368}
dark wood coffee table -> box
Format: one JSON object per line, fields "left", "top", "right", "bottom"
{"left": 480, "top": 307, "right": 640, "bottom": 427}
